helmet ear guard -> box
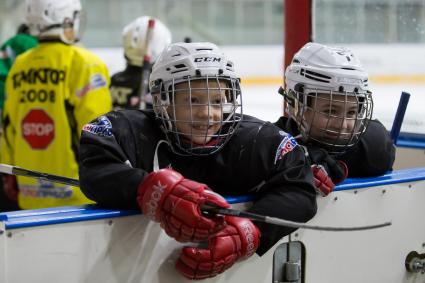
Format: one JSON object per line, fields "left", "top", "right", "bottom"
{"left": 282, "top": 83, "right": 307, "bottom": 123}
{"left": 151, "top": 79, "right": 173, "bottom": 133}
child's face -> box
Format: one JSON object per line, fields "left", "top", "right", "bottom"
{"left": 303, "top": 93, "right": 360, "bottom": 145}
{"left": 170, "top": 80, "right": 228, "bottom": 145}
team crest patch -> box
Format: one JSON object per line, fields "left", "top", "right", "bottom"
{"left": 76, "top": 74, "right": 107, "bottom": 98}
{"left": 274, "top": 134, "right": 298, "bottom": 164}
{"left": 82, "top": 116, "right": 113, "bottom": 137}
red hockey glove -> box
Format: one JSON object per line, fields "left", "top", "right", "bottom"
{"left": 137, "top": 168, "right": 230, "bottom": 243}
{"left": 311, "top": 161, "right": 348, "bottom": 196}
{"left": 176, "top": 216, "right": 261, "bottom": 280}
{"left": 311, "top": 164, "right": 334, "bottom": 196}
{"left": 306, "top": 147, "right": 348, "bottom": 196}
{"left": 3, "top": 174, "right": 18, "bottom": 202}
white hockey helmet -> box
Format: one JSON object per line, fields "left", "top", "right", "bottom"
{"left": 150, "top": 42, "right": 242, "bottom": 156}
{"left": 25, "top": 0, "right": 83, "bottom": 44}
{"left": 282, "top": 42, "right": 373, "bottom": 154}
{"left": 123, "top": 16, "right": 172, "bottom": 67}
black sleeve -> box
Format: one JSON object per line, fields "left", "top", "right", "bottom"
{"left": 78, "top": 112, "right": 148, "bottom": 209}
{"left": 340, "top": 119, "right": 396, "bottom": 177}
{"left": 244, "top": 123, "right": 317, "bottom": 255}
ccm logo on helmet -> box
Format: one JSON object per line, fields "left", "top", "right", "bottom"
{"left": 194, "top": 57, "right": 221, "bottom": 63}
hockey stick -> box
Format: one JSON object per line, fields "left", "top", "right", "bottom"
{"left": 201, "top": 204, "right": 391, "bottom": 232}
{"left": 390, "top": 91, "right": 410, "bottom": 145}
{"left": 138, "top": 18, "right": 155, "bottom": 110}
{"left": 0, "top": 163, "right": 391, "bottom": 231}
{"left": 0, "top": 164, "right": 79, "bottom": 187}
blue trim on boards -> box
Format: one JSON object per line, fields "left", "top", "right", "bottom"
{"left": 0, "top": 205, "right": 139, "bottom": 230}
{"left": 336, "top": 167, "right": 425, "bottom": 191}
{"left": 1, "top": 167, "right": 425, "bottom": 230}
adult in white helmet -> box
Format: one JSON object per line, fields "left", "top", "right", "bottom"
{"left": 275, "top": 42, "right": 395, "bottom": 196}
{"left": 0, "top": 0, "right": 112, "bottom": 210}
{"left": 79, "top": 42, "right": 317, "bottom": 279}
{"left": 110, "top": 16, "right": 172, "bottom": 110}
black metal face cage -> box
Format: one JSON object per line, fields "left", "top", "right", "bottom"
{"left": 284, "top": 86, "right": 373, "bottom": 155}
{"left": 151, "top": 75, "right": 243, "bottom": 156}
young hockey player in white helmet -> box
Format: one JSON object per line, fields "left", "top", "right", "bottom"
{"left": 0, "top": 0, "right": 112, "bottom": 209}
{"left": 110, "top": 16, "right": 172, "bottom": 110}
{"left": 79, "top": 42, "right": 317, "bottom": 279}
{"left": 276, "top": 42, "right": 395, "bottom": 196}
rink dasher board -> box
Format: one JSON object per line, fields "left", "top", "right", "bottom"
{"left": 1, "top": 168, "right": 425, "bottom": 283}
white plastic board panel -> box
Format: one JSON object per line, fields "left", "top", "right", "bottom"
{"left": 1, "top": 168, "right": 425, "bottom": 283}
{"left": 298, "top": 182, "right": 425, "bottom": 283}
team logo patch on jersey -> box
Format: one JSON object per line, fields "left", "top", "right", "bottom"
{"left": 274, "top": 134, "right": 298, "bottom": 164}
{"left": 76, "top": 74, "right": 107, "bottom": 98}
{"left": 21, "top": 109, "right": 55, "bottom": 149}
{"left": 82, "top": 116, "right": 113, "bottom": 137}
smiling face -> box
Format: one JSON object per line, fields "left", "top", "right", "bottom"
{"left": 170, "top": 79, "right": 229, "bottom": 145}
{"left": 303, "top": 93, "right": 361, "bottom": 146}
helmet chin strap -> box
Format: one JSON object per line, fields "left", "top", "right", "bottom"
{"left": 160, "top": 106, "right": 173, "bottom": 132}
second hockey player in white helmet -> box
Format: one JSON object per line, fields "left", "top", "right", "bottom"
{"left": 110, "top": 16, "right": 172, "bottom": 110}
{"left": 283, "top": 42, "right": 372, "bottom": 153}
{"left": 79, "top": 42, "right": 317, "bottom": 279}
{"left": 275, "top": 42, "right": 395, "bottom": 196}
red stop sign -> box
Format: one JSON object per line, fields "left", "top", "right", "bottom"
{"left": 21, "top": 109, "right": 55, "bottom": 149}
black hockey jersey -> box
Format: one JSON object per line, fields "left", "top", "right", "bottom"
{"left": 110, "top": 65, "right": 152, "bottom": 110}
{"left": 79, "top": 111, "right": 317, "bottom": 255}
